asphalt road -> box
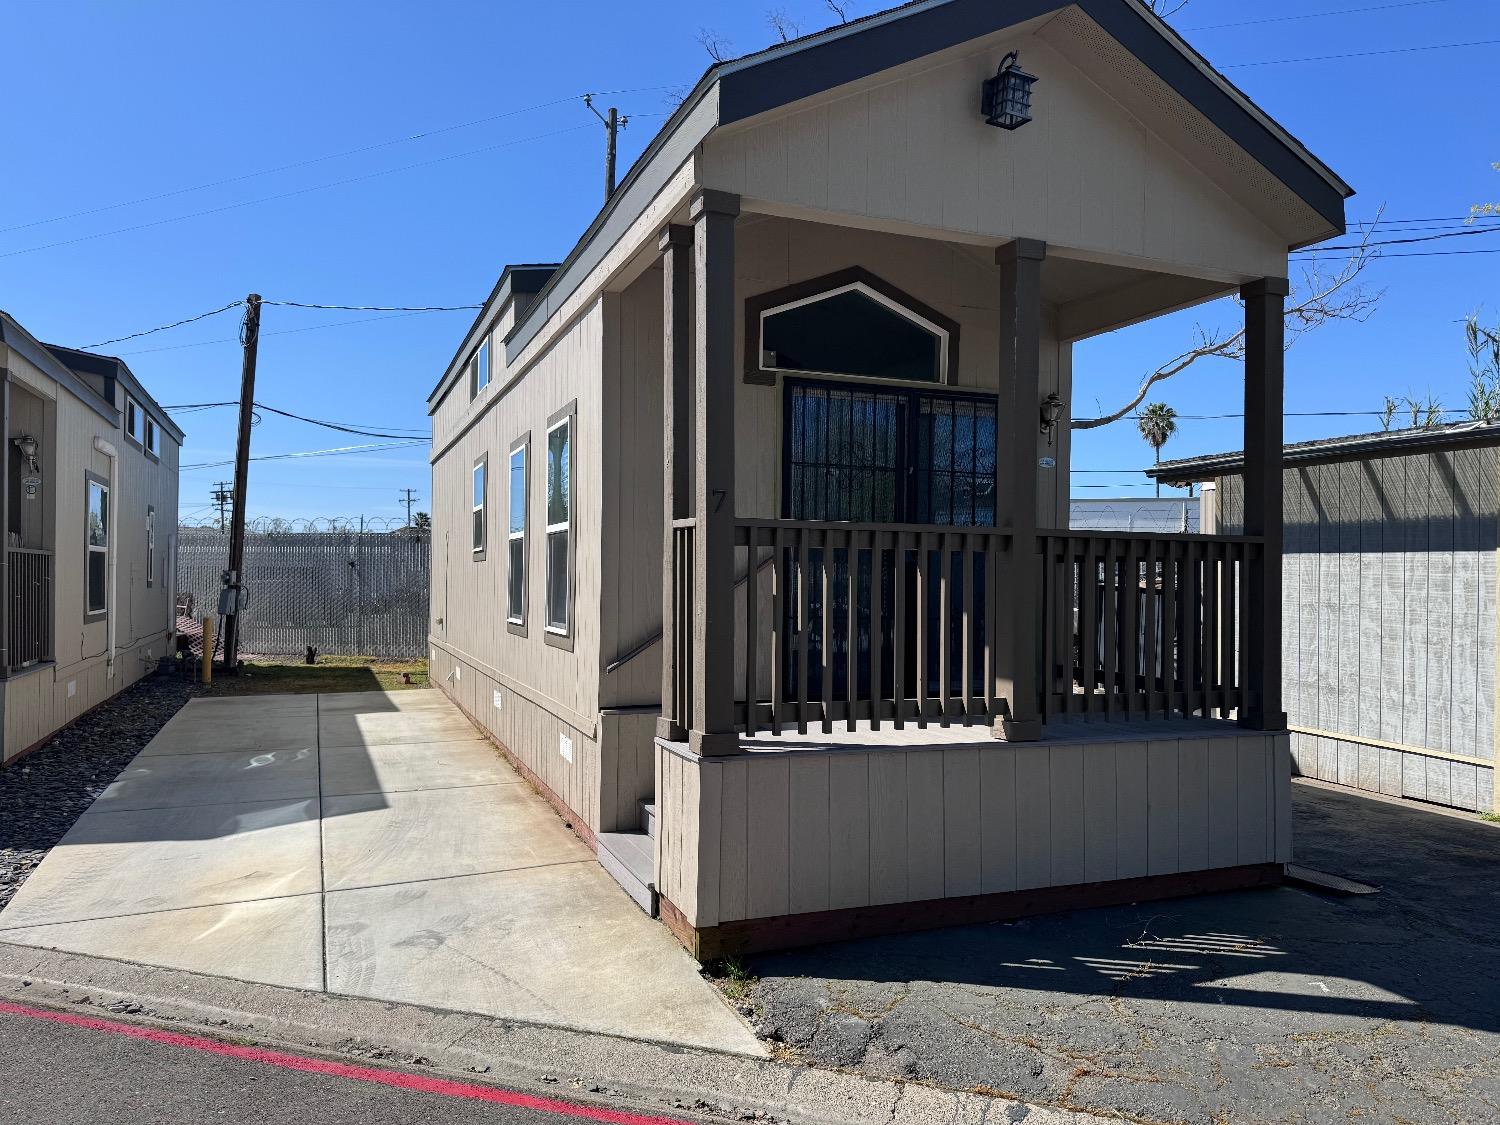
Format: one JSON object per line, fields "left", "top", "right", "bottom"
{"left": 0, "top": 1001, "right": 706, "bottom": 1125}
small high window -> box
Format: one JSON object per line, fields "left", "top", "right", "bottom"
{"left": 469, "top": 337, "right": 491, "bottom": 400}
{"left": 145, "top": 417, "right": 159, "bottom": 456}
{"left": 472, "top": 456, "right": 487, "bottom": 556}
{"left": 545, "top": 412, "right": 573, "bottom": 636}
{"left": 86, "top": 477, "right": 110, "bottom": 614}
{"left": 124, "top": 397, "right": 142, "bottom": 444}
{"left": 507, "top": 439, "right": 528, "bottom": 627}
{"left": 759, "top": 279, "right": 950, "bottom": 383}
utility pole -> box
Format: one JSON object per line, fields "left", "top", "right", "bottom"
{"left": 583, "top": 94, "right": 628, "bottom": 200}
{"left": 399, "top": 488, "right": 419, "bottom": 526}
{"left": 221, "top": 293, "right": 261, "bottom": 673}
{"left": 210, "top": 481, "right": 233, "bottom": 530}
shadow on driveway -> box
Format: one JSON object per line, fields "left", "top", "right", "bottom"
{"left": 746, "top": 783, "right": 1500, "bottom": 1125}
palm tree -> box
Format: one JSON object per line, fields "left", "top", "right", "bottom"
{"left": 1137, "top": 402, "right": 1178, "bottom": 498}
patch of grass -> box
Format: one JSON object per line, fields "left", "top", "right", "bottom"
{"left": 1480, "top": 811, "right": 1500, "bottom": 824}
{"left": 203, "top": 655, "right": 429, "bottom": 696}
{"left": 706, "top": 955, "right": 758, "bottom": 1001}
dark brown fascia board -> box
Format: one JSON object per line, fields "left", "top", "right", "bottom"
{"left": 1150, "top": 423, "right": 1500, "bottom": 483}
{"left": 483, "top": 0, "right": 1350, "bottom": 382}
{"left": 426, "top": 264, "right": 559, "bottom": 410}
{"left": 0, "top": 310, "right": 117, "bottom": 428}
{"left": 42, "top": 342, "right": 186, "bottom": 445}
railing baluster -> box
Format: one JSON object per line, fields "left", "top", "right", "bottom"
{"left": 820, "top": 527, "right": 834, "bottom": 734}
{"left": 1102, "top": 538, "right": 1118, "bottom": 721}
{"left": 1180, "top": 540, "right": 1198, "bottom": 720}
{"left": 771, "top": 527, "right": 785, "bottom": 735}
{"left": 1236, "top": 541, "right": 1250, "bottom": 719}
{"left": 1160, "top": 540, "right": 1177, "bottom": 719}
{"left": 743, "top": 526, "right": 758, "bottom": 734}
{"left": 960, "top": 533, "right": 973, "bottom": 723}
{"left": 1140, "top": 538, "right": 1159, "bottom": 716}
{"left": 916, "top": 531, "right": 929, "bottom": 726}
{"left": 1038, "top": 535, "right": 1052, "bottom": 722}
{"left": 871, "top": 531, "right": 884, "bottom": 731}
{"left": 1122, "top": 540, "right": 1141, "bottom": 718}
{"left": 937, "top": 532, "right": 951, "bottom": 727}
{"left": 797, "top": 528, "right": 810, "bottom": 736}
{"left": 846, "top": 528, "right": 859, "bottom": 733}
{"left": 1220, "top": 540, "right": 1237, "bottom": 719}
{"left": 1081, "top": 539, "right": 1099, "bottom": 714}
{"left": 893, "top": 531, "right": 907, "bottom": 729}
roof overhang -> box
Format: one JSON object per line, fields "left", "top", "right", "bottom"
{"left": 441, "top": 0, "right": 1351, "bottom": 398}
{"left": 42, "top": 341, "right": 187, "bottom": 444}
{"left": 427, "top": 264, "right": 558, "bottom": 409}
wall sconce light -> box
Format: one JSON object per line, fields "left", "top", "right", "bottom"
{"left": 981, "top": 51, "right": 1038, "bottom": 130}
{"left": 1039, "top": 392, "right": 1064, "bottom": 446}
{"left": 13, "top": 434, "right": 39, "bottom": 473}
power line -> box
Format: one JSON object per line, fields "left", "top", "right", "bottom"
{"left": 118, "top": 310, "right": 433, "bottom": 356}
{"left": 0, "top": 122, "right": 596, "bottom": 260}
{"left": 1182, "top": 0, "right": 1458, "bottom": 32}
{"left": 181, "top": 439, "right": 427, "bottom": 472}
{"left": 262, "top": 299, "right": 481, "bottom": 312}
{"left": 1299, "top": 246, "right": 1500, "bottom": 260}
{"left": 1293, "top": 225, "right": 1500, "bottom": 252}
{"left": 1222, "top": 37, "right": 1500, "bottom": 68}
{"left": 252, "top": 402, "right": 427, "bottom": 440}
{"left": 80, "top": 302, "right": 244, "bottom": 349}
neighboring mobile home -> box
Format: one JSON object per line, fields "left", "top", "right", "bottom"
{"left": 0, "top": 310, "right": 182, "bottom": 765}
{"left": 427, "top": 0, "right": 1352, "bottom": 957}
{"left": 1152, "top": 424, "right": 1500, "bottom": 816}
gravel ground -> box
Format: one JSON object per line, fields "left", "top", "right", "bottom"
{"left": 0, "top": 674, "right": 197, "bottom": 912}
{"left": 745, "top": 783, "right": 1500, "bottom": 1125}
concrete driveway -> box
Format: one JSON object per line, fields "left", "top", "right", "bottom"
{"left": 0, "top": 690, "right": 760, "bottom": 1057}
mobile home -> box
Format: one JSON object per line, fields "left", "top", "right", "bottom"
{"left": 427, "top": 0, "right": 1352, "bottom": 957}
{"left": 0, "top": 310, "right": 182, "bottom": 764}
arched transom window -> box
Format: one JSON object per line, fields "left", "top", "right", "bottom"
{"left": 755, "top": 273, "right": 954, "bottom": 384}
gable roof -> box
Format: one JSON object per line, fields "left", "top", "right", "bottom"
{"left": 432, "top": 0, "right": 1352, "bottom": 403}
{"left": 1149, "top": 422, "right": 1500, "bottom": 483}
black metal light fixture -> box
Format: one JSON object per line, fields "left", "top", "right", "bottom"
{"left": 981, "top": 51, "right": 1038, "bottom": 130}
{"left": 1039, "top": 392, "right": 1064, "bottom": 445}
{"left": 12, "top": 434, "right": 39, "bottom": 473}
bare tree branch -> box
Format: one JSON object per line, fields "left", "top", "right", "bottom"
{"left": 697, "top": 27, "right": 733, "bottom": 63}
{"left": 1073, "top": 216, "right": 1386, "bottom": 430}
{"left": 766, "top": 7, "right": 801, "bottom": 43}
{"left": 824, "top": 0, "right": 850, "bottom": 22}
{"left": 1143, "top": 0, "right": 1192, "bottom": 18}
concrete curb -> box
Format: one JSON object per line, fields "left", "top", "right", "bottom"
{"left": 0, "top": 942, "right": 1101, "bottom": 1125}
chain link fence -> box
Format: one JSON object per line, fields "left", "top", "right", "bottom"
{"left": 176, "top": 522, "right": 430, "bottom": 659}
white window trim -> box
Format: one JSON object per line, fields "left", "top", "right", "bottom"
{"left": 758, "top": 281, "right": 951, "bottom": 383}
{"left": 144, "top": 416, "right": 159, "bottom": 456}
{"left": 507, "top": 438, "right": 528, "bottom": 627}
{"left": 86, "top": 477, "right": 110, "bottom": 616}
{"left": 146, "top": 506, "right": 156, "bottom": 589}
{"left": 472, "top": 457, "right": 487, "bottom": 556}
{"left": 477, "top": 337, "right": 492, "bottom": 394}
{"left": 544, "top": 413, "right": 572, "bottom": 638}
{"left": 124, "top": 396, "right": 143, "bottom": 445}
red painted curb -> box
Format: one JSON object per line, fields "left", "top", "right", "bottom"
{"left": 0, "top": 1000, "right": 698, "bottom": 1125}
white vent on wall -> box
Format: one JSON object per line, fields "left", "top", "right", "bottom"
{"left": 559, "top": 732, "right": 573, "bottom": 763}
{"left": 493, "top": 689, "right": 504, "bottom": 711}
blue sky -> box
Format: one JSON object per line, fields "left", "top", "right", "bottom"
{"left": 2, "top": 0, "right": 1496, "bottom": 520}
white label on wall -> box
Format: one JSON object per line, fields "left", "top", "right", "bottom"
{"left": 493, "top": 689, "right": 503, "bottom": 711}
{"left": 558, "top": 732, "right": 573, "bottom": 763}
{"left": 67, "top": 680, "right": 76, "bottom": 698}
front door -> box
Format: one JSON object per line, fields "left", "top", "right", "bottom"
{"left": 781, "top": 379, "right": 998, "bottom": 701}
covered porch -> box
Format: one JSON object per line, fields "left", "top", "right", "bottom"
{"left": 642, "top": 191, "right": 1292, "bottom": 956}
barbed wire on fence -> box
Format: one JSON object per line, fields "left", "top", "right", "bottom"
{"left": 178, "top": 515, "right": 424, "bottom": 535}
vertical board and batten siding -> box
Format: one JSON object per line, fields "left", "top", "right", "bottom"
{"left": 729, "top": 216, "right": 1071, "bottom": 527}
{"left": 657, "top": 732, "right": 1289, "bottom": 929}
{"left": 698, "top": 23, "right": 1290, "bottom": 294}
{"left": 2, "top": 348, "right": 179, "bottom": 762}
{"left": 1217, "top": 446, "right": 1498, "bottom": 812}
{"left": 427, "top": 298, "right": 607, "bottom": 830}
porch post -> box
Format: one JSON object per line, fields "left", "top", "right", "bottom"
{"left": 657, "top": 223, "right": 693, "bottom": 742}
{"left": 690, "top": 189, "right": 740, "bottom": 756}
{"left": 1240, "top": 276, "right": 1289, "bottom": 731}
{"left": 993, "top": 238, "right": 1046, "bottom": 742}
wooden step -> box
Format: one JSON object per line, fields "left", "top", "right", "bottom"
{"left": 640, "top": 801, "right": 656, "bottom": 838}
{"left": 597, "top": 831, "right": 658, "bottom": 916}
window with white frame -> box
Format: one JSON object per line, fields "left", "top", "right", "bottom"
{"left": 544, "top": 411, "right": 572, "bottom": 636}
{"left": 145, "top": 416, "right": 159, "bottom": 456}
{"left": 472, "top": 456, "right": 487, "bottom": 556}
{"left": 124, "top": 397, "right": 142, "bottom": 444}
{"left": 86, "top": 477, "right": 109, "bottom": 614}
{"left": 507, "top": 438, "right": 528, "bottom": 626}
{"left": 146, "top": 506, "right": 156, "bottom": 589}
{"left": 469, "top": 337, "right": 491, "bottom": 400}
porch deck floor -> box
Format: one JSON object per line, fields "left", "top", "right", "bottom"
{"left": 669, "top": 714, "right": 1246, "bottom": 757}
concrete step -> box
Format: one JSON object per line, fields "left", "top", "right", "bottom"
{"left": 640, "top": 801, "right": 656, "bottom": 839}
{"left": 597, "top": 831, "right": 658, "bottom": 917}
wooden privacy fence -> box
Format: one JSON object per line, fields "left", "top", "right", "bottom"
{"left": 732, "top": 518, "right": 1011, "bottom": 734}
{"left": 1038, "top": 531, "right": 1262, "bottom": 720}
{"left": 177, "top": 526, "right": 429, "bottom": 659}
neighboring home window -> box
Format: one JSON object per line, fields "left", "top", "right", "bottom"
{"left": 86, "top": 476, "right": 109, "bottom": 614}
{"left": 754, "top": 272, "right": 954, "bottom": 383}
{"left": 124, "top": 397, "right": 142, "bottom": 444}
{"left": 145, "top": 416, "right": 159, "bottom": 456}
{"left": 146, "top": 506, "right": 156, "bottom": 589}
{"left": 472, "top": 456, "right": 487, "bottom": 556}
{"left": 507, "top": 437, "right": 528, "bottom": 627}
{"left": 469, "top": 337, "right": 491, "bottom": 400}
{"left": 544, "top": 407, "right": 573, "bottom": 637}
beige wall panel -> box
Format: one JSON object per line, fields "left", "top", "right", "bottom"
{"left": 1146, "top": 742, "right": 1180, "bottom": 877}
{"left": 1081, "top": 743, "right": 1118, "bottom": 883}
{"left": 717, "top": 756, "right": 750, "bottom": 923}
{"left": 1114, "top": 742, "right": 1149, "bottom": 879}
{"left": 1236, "top": 737, "right": 1272, "bottom": 865}
{"left": 1048, "top": 746, "right": 1085, "bottom": 886}
{"left": 941, "top": 747, "right": 981, "bottom": 898}
{"left": 700, "top": 31, "right": 1288, "bottom": 282}
{"left": 906, "top": 749, "right": 945, "bottom": 902}
{"left": 1013, "top": 746, "right": 1050, "bottom": 890}
{"left": 868, "top": 751, "right": 909, "bottom": 905}
{"left": 827, "top": 752, "right": 871, "bottom": 910}
{"left": 1206, "top": 742, "right": 1239, "bottom": 868}
{"left": 744, "top": 755, "right": 790, "bottom": 920}
{"left": 787, "top": 755, "right": 831, "bottom": 915}
{"left": 1176, "top": 738, "right": 1210, "bottom": 871}
{"left": 978, "top": 744, "right": 1018, "bottom": 893}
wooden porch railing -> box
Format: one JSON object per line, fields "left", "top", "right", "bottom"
{"left": 731, "top": 519, "right": 1010, "bottom": 735}
{"left": 7, "top": 547, "right": 53, "bottom": 671}
{"left": 1037, "top": 531, "right": 1262, "bottom": 721}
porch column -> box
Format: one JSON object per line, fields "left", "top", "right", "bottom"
{"left": 690, "top": 189, "right": 741, "bottom": 756}
{"left": 657, "top": 223, "right": 693, "bottom": 742}
{"left": 1240, "top": 276, "right": 1289, "bottom": 731}
{"left": 993, "top": 238, "right": 1046, "bottom": 742}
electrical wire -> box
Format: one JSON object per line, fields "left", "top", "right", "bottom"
{"left": 80, "top": 302, "right": 244, "bottom": 350}
{"left": 1181, "top": 0, "right": 1458, "bottom": 32}
{"left": 1221, "top": 37, "right": 1500, "bottom": 67}
{"left": 251, "top": 402, "right": 426, "bottom": 440}
{"left": 181, "top": 440, "right": 427, "bottom": 472}
{"left": 1299, "top": 246, "right": 1500, "bottom": 260}
{"left": 1293, "top": 225, "right": 1500, "bottom": 252}
{"left": 262, "top": 300, "right": 481, "bottom": 312}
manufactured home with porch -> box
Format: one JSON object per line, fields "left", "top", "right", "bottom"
{"left": 427, "top": 0, "right": 1351, "bottom": 956}
{"left": 0, "top": 310, "right": 183, "bottom": 765}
